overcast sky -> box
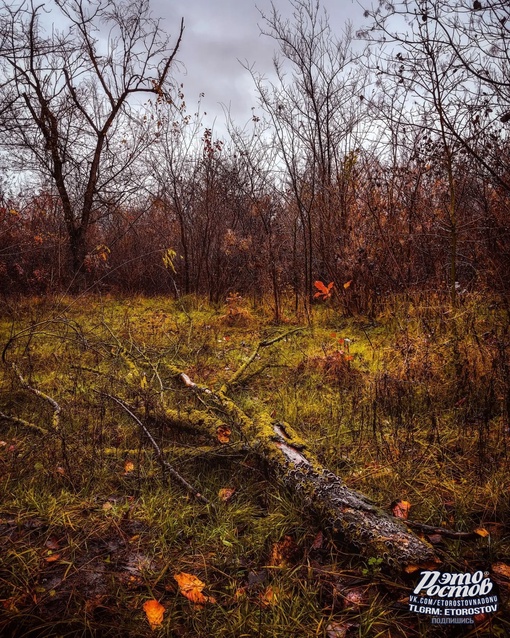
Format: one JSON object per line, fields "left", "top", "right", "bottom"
{"left": 155, "top": 0, "right": 366, "bottom": 131}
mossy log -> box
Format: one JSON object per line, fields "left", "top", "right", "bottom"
{"left": 164, "top": 364, "right": 439, "bottom": 572}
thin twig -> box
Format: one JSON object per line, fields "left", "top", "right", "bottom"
{"left": 0, "top": 411, "right": 49, "bottom": 435}
{"left": 103, "top": 392, "right": 211, "bottom": 506}
{"left": 222, "top": 327, "right": 306, "bottom": 391}
{"left": 9, "top": 362, "right": 61, "bottom": 431}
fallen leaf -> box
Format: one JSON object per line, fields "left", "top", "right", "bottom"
{"left": 492, "top": 562, "right": 510, "bottom": 580}
{"left": 233, "top": 586, "right": 247, "bottom": 601}
{"left": 326, "top": 621, "right": 350, "bottom": 638}
{"left": 174, "top": 572, "right": 216, "bottom": 605}
{"left": 404, "top": 564, "right": 422, "bottom": 574}
{"left": 44, "top": 554, "right": 61, "bottom": 563}
{"left": 45, "top": 536, "right": 60, "bottom": 550}
{"left": 311, "top": 530, "right": 324, "bottom": 550}
{"left": 391, "top": 499, "right": 411, "bottom": 520}
{"left": 404, "top": 559, "right": 442, "bottom": 573}
{"left": 143, "top": 599, "right": 165, "bottom": 630}
{"left": 473, "top": 527, "right": 490, "bottom": 538}
{"left": 270, "top": 535, "right": 297, "bottom": 566}
{"left": 124, "top": 460, "right": 135, "bottom": 474}
{"left": 218, "top": 487, "right": 235, "bottom": 502}
{"left": 343, "top": 587, "right": 366, "bottom": 608}
{"left": 260, "top": 585, "right": 279, "bottom": 606}
{"left": 216, "top": 426, "right": 231, "bottom": 444}
{"left": 343, "top": 280, "right": 352, "bottom": 289}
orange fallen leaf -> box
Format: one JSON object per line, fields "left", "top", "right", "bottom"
{"left": 343, "top": 280, "right": 352, "bottom": 289}
{"left": 404, "top": 563, "right": 422, "bottom": 574}
{"left": 391, "top": 499, "right": 411, "bottom": 520}
{"left": 124, "top": 460, "right": 135, "bottom": 473}
{"left": 474, "top": 527, "right": 490, "bottom": 538}
{"left": 143, "top": 599, "right": 165, "bottom": 630}
{"left": 492, "top": 562, "right": 510, "bottom": 580}
{"left": 404, "top": 558, "right": 442, "bottom": 573}
{"left": 260, "top": 585, "right": 279, "bottom": 606}
{"left": 44, "top": 554, "right": 61, "bottom": 563}
{"left": 233, "top": 586, "right": 247, "bottom": 601}
{"left": 218, "top": 487, "right": 235, "bottom": 502}
{"left": 174, "top": 572, "right": 216, "bottom": 605}
{"left": 270, "top": 535, "right": 297, "bottom": 567}
{"left": 216, "top": 426, "right": 231, "bottom": 444}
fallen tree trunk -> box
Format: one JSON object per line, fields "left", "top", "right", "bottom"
{"left": 160, "top": 361, "right": 440, "bottom": 572}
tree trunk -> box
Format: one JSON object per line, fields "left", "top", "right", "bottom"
{"left": 165, "top": 364, "right": 439, "bottom": 572}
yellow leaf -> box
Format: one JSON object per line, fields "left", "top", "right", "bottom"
{"left": 162, "top": 248, "right": 177, "bottom": 273}
{"left": 174, "top": 572, "right": 216, "bottom": 605}
{"left": 343, "top": 280, "right": 352, "bottom": 289}
{"left": 143, "top": 599, "right": 165, "bottom": 630}
{"left": 140, "top": 374, "right": 148, "bottom": 390}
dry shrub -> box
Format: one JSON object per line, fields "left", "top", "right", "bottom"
{"left": 295, "top": 352, "right": 363, "bottom": 391}
{"left": 219, "top": 292, "right": 254, "bottom": 327}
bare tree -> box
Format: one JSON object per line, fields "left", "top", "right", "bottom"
{"left": 0, "top": 0, "right": 183, "bottom": 283}
{"left": 362, "top": 0, "right": 510, "bottom": 194}
{"left": 248, "top": 0, "right": 368, "bottom": 310}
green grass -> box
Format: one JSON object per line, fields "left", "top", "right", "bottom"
{"left": 0, "top": 292, "right": 509, "bottom": 636}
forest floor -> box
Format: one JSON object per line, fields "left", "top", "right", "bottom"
{"left": 0, "top": 292, "right": 509, "bottom": 637}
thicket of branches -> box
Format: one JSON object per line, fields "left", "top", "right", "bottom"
{"left": 1, "top": 0, "right": 510, "bottom": 310}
